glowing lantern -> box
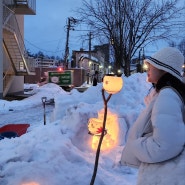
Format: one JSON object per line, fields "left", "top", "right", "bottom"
{"left": 88, "top": 110, "right": 119, "bottom": 151}
{"left": 103, "top": 75, "right": 123, "bottom": 94}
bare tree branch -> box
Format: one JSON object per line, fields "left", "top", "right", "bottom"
{"left": 75, "top": 0, "right": 185, "bottom": 76}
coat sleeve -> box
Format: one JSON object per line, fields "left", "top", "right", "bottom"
{"left": 131, "top": 88, "right": 185, "bottom": 163}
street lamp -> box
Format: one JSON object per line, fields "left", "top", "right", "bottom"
{"left": 41, "top": 97, "right": 47, "bottom": 125}
{"left": 142, "top": 61, "right": 149, "bottom": 72}
{"left": 108, "top": 65, "right": 111, "bottom": 74}
{"left": 117, "top": 69, "right": 123, "bottom": 76}
{"left": 182, "top": 63, "right": 185, "bottom": 71}
{"left": 182, "top": 63, "right": 185, "bottom": 82}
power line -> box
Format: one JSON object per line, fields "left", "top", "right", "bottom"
{"left": 24, "top": 39, "right": 65, "bottom": 54}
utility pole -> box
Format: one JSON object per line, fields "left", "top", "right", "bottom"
{"left": 86, "top": 32, "right": 92, "bottom": 85}
{"left": 88, "top": 32, "right": 92, "bottom": 59}
{"left": 64, "top": 18, "right": 70, "bottom": 69}
{"left": 64, "top": 17, "right": 78, "bottom": 69}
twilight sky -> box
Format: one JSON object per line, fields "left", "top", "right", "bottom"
{"left": 24, "top": 0, "right": 185, "bottom": 58}
{"left": 24, "top": 0, "right": 86, "bottom": 57}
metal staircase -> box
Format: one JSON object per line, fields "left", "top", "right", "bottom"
{"left": 3, "top": 30, "right": 31, "bottom": 75}
{"left": 2, "top": 3, "right": 35, "bottom": 97}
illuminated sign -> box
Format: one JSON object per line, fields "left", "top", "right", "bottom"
{"left": 48, "top": 70, "right": 73, "bottom": 86}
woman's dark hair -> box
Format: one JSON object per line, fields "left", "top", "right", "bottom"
{"left": 155, "top": 73, "right": 185, "bottom": 103}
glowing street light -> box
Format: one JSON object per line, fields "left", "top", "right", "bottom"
{"left": 142, "top": 62, "right": 149, "bottom": 72}
{"left": 182, "top": 63, "right": 185, "bottom": 71}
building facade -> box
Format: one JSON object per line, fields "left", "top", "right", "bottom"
{"left": 72, "top": 50, "right": 100, "bottom": 68}
{"left": 72, "top": 49, "right": 106, "bottom": 81}
{"left": 0, "top": 0, "right": 36, "bottom": 98}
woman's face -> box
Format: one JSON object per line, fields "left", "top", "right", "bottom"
{"left": 145, "top": 62, "right": 166, "bottom": 84}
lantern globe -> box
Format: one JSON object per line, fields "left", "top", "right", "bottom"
{"left": 103, "top": 75, "right": 123, "bottom": 94}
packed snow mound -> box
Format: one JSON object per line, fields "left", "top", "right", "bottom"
{"left": 0, "top": 73, "right": 151, "bottom": 185}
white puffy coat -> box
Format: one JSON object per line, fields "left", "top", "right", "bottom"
{"left": 121, "top": 87, "right": 185, "bottom": 185}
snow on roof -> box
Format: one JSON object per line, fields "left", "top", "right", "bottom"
{"left": 79, "top": 53, "right": 99, "bottom": 62}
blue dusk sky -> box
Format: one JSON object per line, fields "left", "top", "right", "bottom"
{"left": 24, "top": 0, "right": 185, "bottom": 58}
{"left": 24, "top": 0, "right": 86, "bottom": 58}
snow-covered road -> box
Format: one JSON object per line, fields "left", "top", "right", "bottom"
{"left": 0, "top": 103, "right": 54, "bottom": 128}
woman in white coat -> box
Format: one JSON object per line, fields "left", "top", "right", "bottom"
{"left": 121, "top": 47, "right": 185, "bottom": 185}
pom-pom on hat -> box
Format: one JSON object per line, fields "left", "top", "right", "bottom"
{"left": 145, "top": 47, "right": 184, "bottom": 81}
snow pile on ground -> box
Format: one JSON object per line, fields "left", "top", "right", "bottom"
{"left": 0, "top": 73, "right": 151, "bottom": 185}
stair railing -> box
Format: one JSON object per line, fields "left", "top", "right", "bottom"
{"left": 3, "top": 4, "right": 32, "bottom": 73}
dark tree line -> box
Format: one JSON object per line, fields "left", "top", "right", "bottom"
{"left": 26, "top": 50, "right": 62, "bottom": 60}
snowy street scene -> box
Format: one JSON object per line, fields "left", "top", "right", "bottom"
{"left": 1, "top": 1, "right": 184, "bottom": 185}
{"left": 0, "top": 73, "right": 151, "bottom": 185}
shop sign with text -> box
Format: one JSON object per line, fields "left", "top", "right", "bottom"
{"left": 48, "top": 70, "right": 73, "bottom": 86}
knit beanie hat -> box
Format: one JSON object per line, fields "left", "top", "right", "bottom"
{"left": 145, "top": 47, "right": 184, "bottom": 81}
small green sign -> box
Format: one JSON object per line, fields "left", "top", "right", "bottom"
{"left": 48, "top": 70, "right": 73, "bottom": 86}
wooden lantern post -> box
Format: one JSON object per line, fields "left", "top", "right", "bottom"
{"left": 90, "top": 75, "right": 123, "bottom": 185}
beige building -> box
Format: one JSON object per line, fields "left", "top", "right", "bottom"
{"left": 34, "top": 57, "right": 59, "bottom": 68}
{"left": 72, "top": 50, "right": 105, "bottom": 74}
{"left": 0, "top": 0, "right": 36, "bottom": 98}
{"left": 72, "top": 50, "right": 105, "bottom": 83}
